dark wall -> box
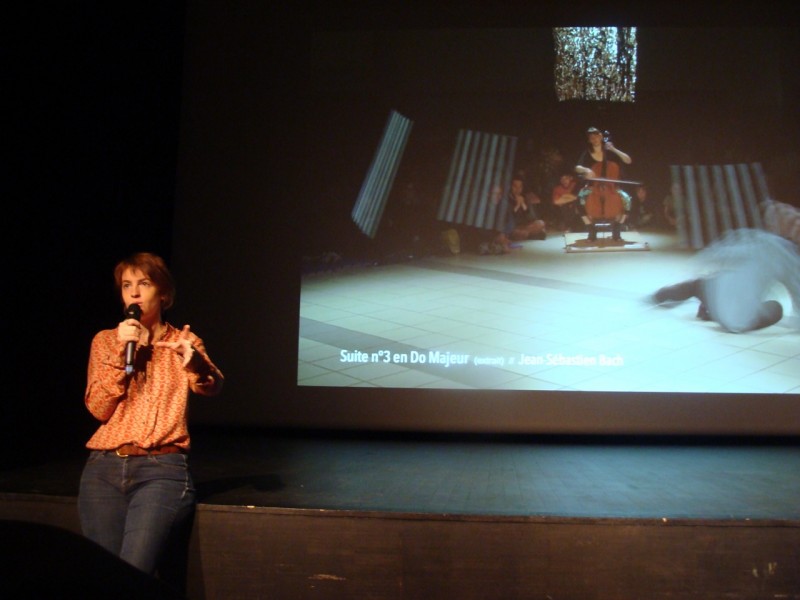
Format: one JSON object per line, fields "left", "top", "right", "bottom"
{"left": 7, "top": 4, "right": 186, "bottom": 457}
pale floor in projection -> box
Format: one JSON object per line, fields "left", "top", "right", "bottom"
{"left": 298, "top": 231, "right": 800, "bottom": 394}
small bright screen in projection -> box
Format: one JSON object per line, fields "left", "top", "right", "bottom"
{"left": 553, "top": 27, "right": 637, "bottom": 102}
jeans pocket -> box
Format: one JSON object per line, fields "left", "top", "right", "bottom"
{"left": 150, "top": 453, "right": 189, "bottom": 470}
{"left": 85, "top": 450, "right": 106, "bottom": 465}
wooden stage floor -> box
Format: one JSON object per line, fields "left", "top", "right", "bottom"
{"left": 2, "top": 429, "right": 800, "bottom": 599}
{"left": 2, "top": 429, "right": 799, "bottom": 520}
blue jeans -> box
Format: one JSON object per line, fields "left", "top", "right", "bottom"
{"left": 78, "top": 450, "right": 196, "bottom": 575}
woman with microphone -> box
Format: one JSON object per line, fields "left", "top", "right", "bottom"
{"left": 78, "top": 252, "right": 223, "bottom": 585}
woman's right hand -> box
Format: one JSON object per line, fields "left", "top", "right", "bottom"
{"left": 117, "top": 319, "right": 142, "bottom": 346}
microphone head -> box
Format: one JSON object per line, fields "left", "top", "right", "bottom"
{"left": 125, "top": 304, "right": 142, "bottom": 320}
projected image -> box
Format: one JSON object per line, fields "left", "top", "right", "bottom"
{"left": 553, "top": 27, "right": 637, "bottom": 102}
{"left": 297, "top": 27, "right": 800, "bottom": 396}
{"left": 351, "top": 111, "right": 414, "bottom": 239}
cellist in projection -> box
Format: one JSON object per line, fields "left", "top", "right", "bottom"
{"left": 574, "top": 127, "right": 633, "bottom": 242}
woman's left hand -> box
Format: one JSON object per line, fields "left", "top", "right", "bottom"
{"left": 156, "top": 324, "right": 196, "bottom": 368}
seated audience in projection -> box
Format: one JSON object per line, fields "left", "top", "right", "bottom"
{"left": 650, "top": 228, "right": 800, "bottom": 333}
{"left": 504, "top": 176, "right": 547, "bottom": 241}
{"left": 661, "top": 182, "right": 680, "bottom": 230}
{"left": 762, "top": 198, "right": 800, "bottom": 246}
{"left": 473, "top": 184, "right": 516, "bottom": 255}
{"left": 628, "top": 184, "right": 655, "bottom": 229}
{"left": 551, "top": 172, "right": 581, "bottom": 232}
{"left": 574, "top": 127, "right": 633, "bottom": 241}
{"left": 440, "top": 224, "right": 512, "bottom": 257}
{"left": 526, "top": 144, "right": 566, "bottom": 227}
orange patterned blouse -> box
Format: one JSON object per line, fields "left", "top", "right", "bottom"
{"left": 84, "top": 322, "right": 224, "bottom": 451}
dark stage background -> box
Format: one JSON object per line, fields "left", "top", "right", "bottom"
{"left": 6, "top": 2, "right": 800, "bottom": 458}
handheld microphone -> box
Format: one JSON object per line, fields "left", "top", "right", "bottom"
{"left": 124, "top": 304, "right": 142, "bottom": 375}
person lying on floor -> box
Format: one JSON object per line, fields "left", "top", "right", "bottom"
{"left": 650, "top": 228, "right": 800, "bottom": 333}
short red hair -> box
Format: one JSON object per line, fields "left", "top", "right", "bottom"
{"left": 113, "top": 252, "right": 176, "bottom": 310}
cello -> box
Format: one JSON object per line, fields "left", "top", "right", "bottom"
{"left": 583, "top": 136, "right": 625, "bottom": 221}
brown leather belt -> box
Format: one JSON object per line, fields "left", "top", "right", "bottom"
{"left": 114, "top": 444, "right": 184, "bottom": 457}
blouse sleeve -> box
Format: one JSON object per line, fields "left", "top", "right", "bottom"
{"left": 84, "top": 330, "right": 128, "bottom": 422}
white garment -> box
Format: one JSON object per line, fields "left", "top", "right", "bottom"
{"left": 695, "top": 228, "right": 800, "bottom": 331}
